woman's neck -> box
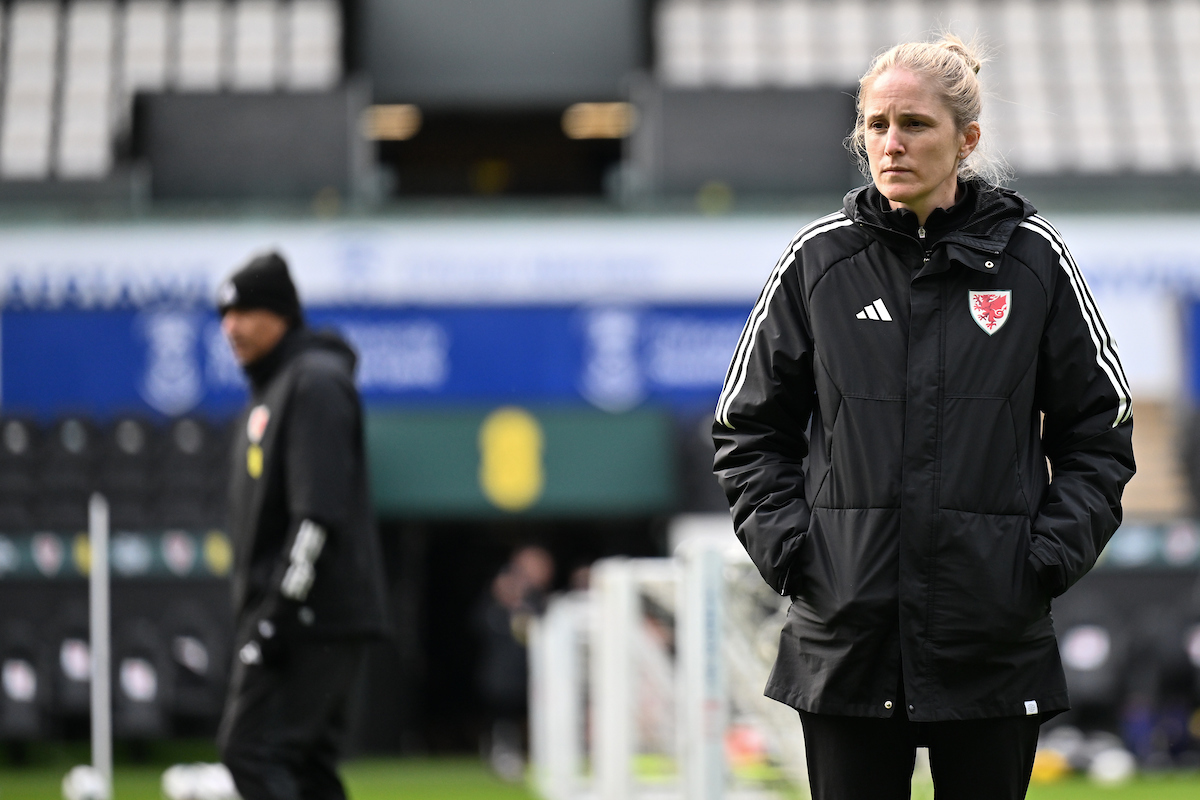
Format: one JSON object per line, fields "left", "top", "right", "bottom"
{"left": 887, "top": 181, "right": 962, "bottom": 227}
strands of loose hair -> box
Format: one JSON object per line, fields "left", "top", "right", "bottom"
{"left": 846, "top": 33, "right": 1011, "bottom": 187}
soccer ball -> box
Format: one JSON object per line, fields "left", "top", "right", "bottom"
{"left": 61, "top": 765, "right": 110, "bottom": 800}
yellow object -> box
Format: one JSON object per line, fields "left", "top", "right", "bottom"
{"left": 204, "top": 531, "right": 234, "bottom": 576}
{"left": 361, "top": 104, "right": 422, "bottom": 141}
{"left": 72, "top": 534, "right": 90, "bottom": 575}
{"left": 697, "top": 181, "right": 734, "bottom": 215}
{"left": 561, "top": 102, "right": 637, "bottom": 139}
{"left": 478, "top": 407, "right": 545, "bottom": 512}
{"left": 247, "top": 444, "right": 263, "bottom": 479}
{"left": 1030, "top": 749, "right": 1071, "bottom": 784}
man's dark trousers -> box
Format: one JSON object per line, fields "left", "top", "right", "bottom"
{"left": 218, "top": 640, "right": 365, "bottom": 800}
{"left": 799, "top": 710, "right": 1041, "bottom": 800}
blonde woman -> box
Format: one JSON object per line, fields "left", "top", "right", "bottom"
{"left": 714, "top": 36, "right": 1135, "bottom": 800}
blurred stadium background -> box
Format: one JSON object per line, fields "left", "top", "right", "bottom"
{"left": 0, "top": 0, "right": 1197, "bottom": 797}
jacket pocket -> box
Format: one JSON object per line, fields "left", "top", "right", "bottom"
{"left": 929, "top": 510, "right": 1049, "bottom": 646}
{"left": 820, "top": 398, "right": 905, "bottom": 509}
{"left": 792, "top": 507, "right": 901, "bottom": 630}
{"left": 940, "top": 397, "right": 1025, "bottom": 515}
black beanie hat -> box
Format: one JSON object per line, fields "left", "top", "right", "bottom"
{"left": 217, "top": 251, "right": 303, "bottom": 326}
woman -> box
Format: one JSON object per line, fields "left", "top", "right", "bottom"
{"left": 713, "top": 36, "right": 1135, "bottom": 800}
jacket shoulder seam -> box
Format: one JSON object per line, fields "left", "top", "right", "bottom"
{"left": 805, "top": 236, "right": 872, "bottom": 301}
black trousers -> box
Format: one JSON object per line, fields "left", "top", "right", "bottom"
{"left": 218, "top": 639, "right": 365, "bottom": 800}
{"left": 799, "top": 711, "right": 1041, "bottom": 800}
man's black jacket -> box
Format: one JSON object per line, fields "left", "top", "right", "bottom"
{"left": 713, "top": 182, "right": 1136, "bottom": 722}
{"left": 228, "top": 327, "right": 388, "bottom": 640}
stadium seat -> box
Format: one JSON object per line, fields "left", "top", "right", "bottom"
{"left": 176, "top": 0, "right": 224, "bottom": 91}
{"left": 121, "top": 0, "right": 171, "bottom": 102}
{"left": 57, "top": 0, "right": 117, "bottom": 179}
{"left": 35, "top": 417, "right": 98, "bottom": 531}
{"left": 157, "top": 417, "right": 230, "bottom": 527}
{"left": 97, "top": 417, "right": 160, "bottom": 530}
{"left": 0, "top": 620, "right": 47, "bottom": 738}
{"left": 1114, "top": 0, "right": 1173, "bottom": 172}
{"left": 230, "top": 0, "right": 280, "bottom": 91}
{"left": 285, "top": 0, "right": 341, "bottom": 90}
{"left": 113, "top": 617, "right": 170, "bottom": 738}
{"left": 1051, "top": 586, "right": 1130, "bottom": 716}
{"left": 1170, "top": 0, "right": 1200, "bottom": 169}
{"left": 0, "top": 1, "right": 60, "bottom": 179}
{"left": 50, "top": 600, "right": 90, "bottom": 721}
{"left": 161, "top": 599, "right": 228, "bottom": 723}
{"left": 0, "top": 418, "right": 42, "bottom": 511}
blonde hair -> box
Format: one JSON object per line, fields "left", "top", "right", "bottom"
{"left": 847, "top": 34, "right": 1009, "bottom": 186}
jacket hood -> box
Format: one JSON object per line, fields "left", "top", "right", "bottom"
{"left": 297, "top": 327, "right": 358, "bottom": 374}
{"left": 244, "top": 326, "right": 358, "bottom": 390}
{"left": 843, "top": 180, "right": 1036, "bottom": 255}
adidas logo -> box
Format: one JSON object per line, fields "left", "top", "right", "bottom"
{"left": 856, "top": 298, "right": 892, "bottom": 321}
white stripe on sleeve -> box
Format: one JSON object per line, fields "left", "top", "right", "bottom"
{"left": 1019, "top": 217, "right": 1133, "bottom": 427}
{"left": 716, "top": 213, "right": 854, "bottom": 429}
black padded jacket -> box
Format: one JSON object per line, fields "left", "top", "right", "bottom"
{"left": 713, "top": 182, "right": 1136, "bottom": 722}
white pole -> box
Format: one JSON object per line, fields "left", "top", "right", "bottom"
{"left": 88, "top": 493, "right": 112, "bottom": 798}
{"left": 530, "top": 594, "right": 586, "bottom": 800}
{"left": 678, "top": 540, "right": 726, "bottom": 800}
{"left": 592, "top": 559, "right": 636, "bottom": 800}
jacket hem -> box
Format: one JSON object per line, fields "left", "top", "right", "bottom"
{"left": 765, "top": 684, "right": 1070, "bottom": 722}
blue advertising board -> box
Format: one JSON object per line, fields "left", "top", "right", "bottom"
{"left": 1, "top": 304, "right": 750, "bottom": 418}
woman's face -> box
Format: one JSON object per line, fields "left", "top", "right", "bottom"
{"left": 862, "top": 67, "right": 980, "bottom": 223}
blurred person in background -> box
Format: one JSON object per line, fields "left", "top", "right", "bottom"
{"left": 216, "top": 252, "right": 388, "bottom": 800}
{"left": 474, "top": 545, "right": 555, "bottom": 780}
{"left": 713, "top": 35, "right": 1135, "bottom": 800}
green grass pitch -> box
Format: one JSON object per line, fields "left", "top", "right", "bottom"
{"left": 0, "top": 744, "right": 1196, "bottom": 800}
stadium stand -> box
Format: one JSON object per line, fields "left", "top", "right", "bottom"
{"left": 0, "top": 414, "right": 233, "bottom": 531}
{"left": 654, "top": 0, "right": 1200, "bottom": 176}
{"left": 0, "top": 0, "right": 342, "bottom": 183}
{"left": 0, "top": 413, "right": 238, "bottom": 739}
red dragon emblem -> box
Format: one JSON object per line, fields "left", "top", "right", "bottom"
{"left": 969, "top": 290, "right": 1011, "bottom": 335}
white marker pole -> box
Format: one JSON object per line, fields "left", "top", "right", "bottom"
{"left": 88, "top": 493, "right": 112, "bottom": 798}
{"left": 678, "top": 539, "right": 727, "bottom": 800}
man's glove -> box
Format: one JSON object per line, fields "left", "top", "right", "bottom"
{"left": 237, "top": 598, "right": 302, "bottom": 669}
{"left": 237, "top": 520, "right": 327, "bottom": 669}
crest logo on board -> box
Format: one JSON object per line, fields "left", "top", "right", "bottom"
{"left": 969, "top": 290, "right": 1012, "bottom": 335}
{"left": 247, "top": 405, "right": 270, "bottom": 444}
{"left": 162, "top": 531, "right": 197, "bottom": 576}
{"left": 31, "top": 533, "right": 63, "bottom": 577}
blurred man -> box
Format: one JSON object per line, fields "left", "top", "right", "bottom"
{"left": 474, "top": 545, "right": 554, "bottom": 780}
{"left": 216, "top": 252, "right": 387, "bottom": 800}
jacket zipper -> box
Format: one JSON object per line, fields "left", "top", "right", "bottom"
{"left": 919, "top": 226, "right": 930, "bottom": 263}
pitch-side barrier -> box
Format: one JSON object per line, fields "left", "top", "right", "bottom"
{"left": 529, "top": 514, "right": 811, "bottom": 800}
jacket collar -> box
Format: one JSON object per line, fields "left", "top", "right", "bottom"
{"left": 242, "top": 326, "right": 303, "bottom": 393}
{"left": 844, "top": 180, "right": 1036, "bottom": 275}
{"left": 241, "top": 326, "right": 359, "bottom": 395}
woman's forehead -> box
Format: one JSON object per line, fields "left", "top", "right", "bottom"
{"left": 862, "top": 68, "right": 947, "bottom": 114}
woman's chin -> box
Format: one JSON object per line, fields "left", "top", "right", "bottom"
{"left": 877, "top": 187, "right": 923, "bottom": 209}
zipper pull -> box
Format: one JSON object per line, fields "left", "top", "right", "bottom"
{"left": 918, "top": 226, "right": 926, "bottom": 239}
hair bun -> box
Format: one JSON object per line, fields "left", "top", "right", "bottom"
{"left": 940, "top": 33, "right": 982, "bottom": 75}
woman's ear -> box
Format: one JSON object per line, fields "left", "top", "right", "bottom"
{"left": 960, "top": 121, "right": 981, "bottom": 160}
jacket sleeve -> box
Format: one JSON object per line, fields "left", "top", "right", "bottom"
{"left": 272, "top": 364, "right": 363, "bottom": 604}
{"left": 712, "top": 250, "right": 815, "bottom": 596}
{"left": 1030, "top": 243, "right": 1136, "bottom": 597}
